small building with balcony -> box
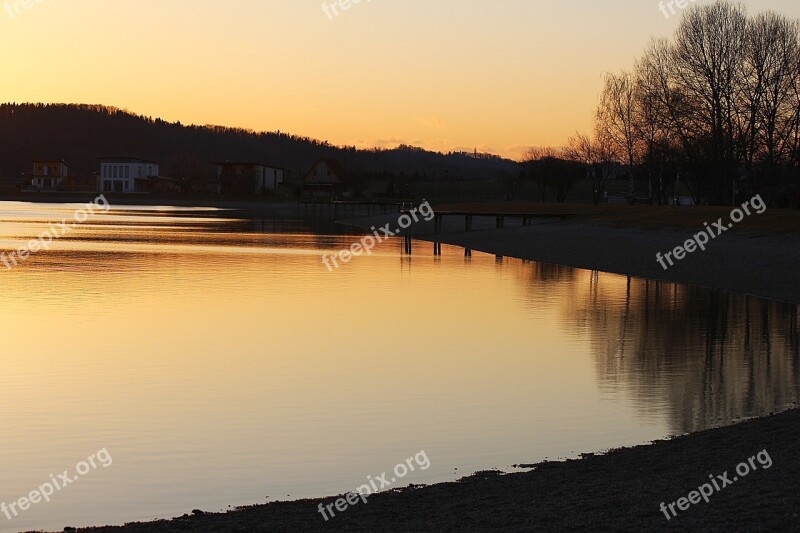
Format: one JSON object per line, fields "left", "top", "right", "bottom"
{"left": 31, "top": 160, "right": 69, "bottom": 191}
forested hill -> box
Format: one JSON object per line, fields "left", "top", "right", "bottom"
{"left": 0, "top": 103, "right": 519, "bottom": 180}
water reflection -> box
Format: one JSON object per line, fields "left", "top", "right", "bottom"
{"left": 1, "top": 202, "right": 798, "bottom": 531}
{"left": 515, "top": 263, "right": 800, "bottom": 434}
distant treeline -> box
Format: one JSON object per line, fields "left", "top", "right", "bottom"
{"left": 0, "top": 103, "right": 519, "bottom": 190}
{"left": 526, "top": 1, "right": 800, "bottom": 207}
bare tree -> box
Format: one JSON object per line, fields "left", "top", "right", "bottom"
{"left": 620, "top": 2, "right": 800, "bottom": 205}
{"left": 672, "top": 2, "right": 749, "bottom": 204}
{"left": 741, "top": 12, "right": 800, "bottom": 190}
{"left": 634, "top": 49, "right": 681, "bottom": 205}
{"left": 520, "top": 147, "right": 579, "bottom": 203}
{"left": 565, "top": 132, "right": 618, "bottom": 206}
{"left": 597, "top": 70, "right": 640, "bottom": 201}
{"left": 521, "top": 146, "right": 558, "bottom": 201}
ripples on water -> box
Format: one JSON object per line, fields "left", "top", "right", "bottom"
{"left": 0, "top": 202, "right": 796, "bottom": 531}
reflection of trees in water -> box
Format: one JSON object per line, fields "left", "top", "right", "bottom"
{"left": 514, "top": 262, "right": 800, "bottom": 434}
{"left": 517, "top": 261, "right": 578, "bottom": 285}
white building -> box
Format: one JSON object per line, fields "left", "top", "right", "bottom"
{"left": 100, "top": 157, "right": 159, "bottom": 193}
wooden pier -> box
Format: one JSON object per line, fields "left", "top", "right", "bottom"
{"left": 298, "top": 200, "right": 407, "bottom": 217}
{"left": 400, "top": 208, "right": 576, "bottom": 256}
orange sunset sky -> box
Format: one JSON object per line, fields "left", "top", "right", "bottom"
{"left": 2, "top": 0, "right": 800, "bottom": 159}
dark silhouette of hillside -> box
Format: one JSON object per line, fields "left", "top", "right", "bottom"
{"left": 0, "top": 103, "right": 519, "bottom": 190}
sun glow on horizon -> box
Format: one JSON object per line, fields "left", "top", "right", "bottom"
{"left": 2, "top": 0, "right": 800, "bottom": 159}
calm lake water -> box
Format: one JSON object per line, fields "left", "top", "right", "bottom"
{"left": 0, "top": 201, "right": 797, "bottom": 531}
